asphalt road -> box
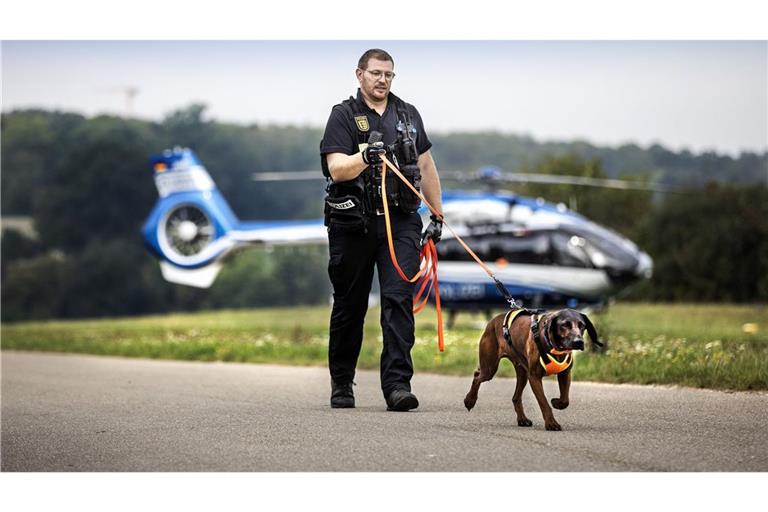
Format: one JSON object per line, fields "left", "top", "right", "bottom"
{"left": 2, "top": 351, "right": 767, "bottom": 471}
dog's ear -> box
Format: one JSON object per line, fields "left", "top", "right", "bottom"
{"left": 580, "top": 313, "right": 604, "bottom": 351}
{"left": 547, "top": 313, "right": 559, "bottom": 341}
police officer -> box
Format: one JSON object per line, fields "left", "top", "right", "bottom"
{"left": 320, "top": 49, "right": 444, "bottom": 411}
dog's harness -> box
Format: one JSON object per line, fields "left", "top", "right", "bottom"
{"left": 502, "top": 309, "right": 573, "bottom": 376}
{"left": 502, "top": 308, "right": 532, "bottom": 365}
{"left": 532, "top": 313, "right": 573, "bottom": 376}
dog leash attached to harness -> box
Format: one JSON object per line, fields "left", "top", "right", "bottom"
{"left": 379, "top": 154, "right": 528, "bottom": 352}
{"left": 379, "top": 154, "right": 521, "bottom": 292}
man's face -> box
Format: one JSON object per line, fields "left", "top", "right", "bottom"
{"left": 356, "top": 58, "right": 394, "bottom": 102}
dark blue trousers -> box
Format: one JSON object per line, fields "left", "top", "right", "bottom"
{"left": 327, "top": 211, "right": 423, "bottom": 397}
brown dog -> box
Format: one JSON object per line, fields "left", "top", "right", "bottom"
{"left": 463, "top": 308, "right": 600, "bottom": 431}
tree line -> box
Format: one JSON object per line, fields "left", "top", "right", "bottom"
{"left": 2, "top": 105, "right": 766, "bottom": 321}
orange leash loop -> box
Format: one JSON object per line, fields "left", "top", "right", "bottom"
{"left": 381, "top": 165, "right": 425, "bottom": 283}
{"left": 413, "top": 241, "right": 435, "bottom": 313}
{"left": 411, "top": 239, "right": 443, "bottom": 351}
{"left": 424, "top": 240, "right": 444, "bottom": 351}
{"left": 380, "top": 159, "right": 444, "bottom": 351}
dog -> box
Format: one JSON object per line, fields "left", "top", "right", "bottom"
{"left": 463, "top": 308, "right": 601, "bottom": 431}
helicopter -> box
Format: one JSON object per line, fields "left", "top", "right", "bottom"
{"left": 141, "top": 147, "right": 655, "bottom": 323}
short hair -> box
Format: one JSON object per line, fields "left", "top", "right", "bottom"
{"left": 358, "top": 49, "right": 394, "bottom": 70}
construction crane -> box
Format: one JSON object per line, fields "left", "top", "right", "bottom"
{"left": 98, "top": 85, "right": 139, "bottom": 117}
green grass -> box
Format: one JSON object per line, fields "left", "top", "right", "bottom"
{"left": 2, "top": 303, "right": 767, "bottom": 391}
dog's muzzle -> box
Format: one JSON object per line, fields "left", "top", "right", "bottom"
{"left": 569, "top": 338, "right": 585, "bottom": 351}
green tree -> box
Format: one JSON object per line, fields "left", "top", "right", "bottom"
{"left": 200, "top": 246, "right": 330, "bottom": 309}
{"left": 33, "top": 116, "right": 158, "bottom": 252}
{"left": 636, "top": 184, "right": 768, "bottom": 302}
{"left": 1, "top": 229, "right": 43, "bottom": 270}
{"left": 57, "top": 238, "right": 174, "bottom": 318}
{"left": 1, "top": 253, "right": 67, "bottom": 321}
{"left": 1, "top": 110, "right": 87, "bottom": 214}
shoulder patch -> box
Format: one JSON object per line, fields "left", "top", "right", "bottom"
{"left": 354, "top": 115, "right": 369, "bottom": 132}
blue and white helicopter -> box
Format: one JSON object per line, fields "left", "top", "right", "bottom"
{"left": 141, "top": 147, "right": 654, "bottom": 319}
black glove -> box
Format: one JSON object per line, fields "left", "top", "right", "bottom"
{"left": 421, "top": 215, "right": 443, "bottom": 245}
{"left": 362, "top": 142, "right": 385, "bottom": 165}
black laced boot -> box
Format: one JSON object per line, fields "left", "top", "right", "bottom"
{"left": 330, "top": 380, "right": 355, "bottom": 408}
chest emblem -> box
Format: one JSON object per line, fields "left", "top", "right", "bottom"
{"left": 354, "top": 115, "right": 369, "bottom": 132}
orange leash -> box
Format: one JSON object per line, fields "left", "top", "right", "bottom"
{"left": 381, "top": 155, "right": 520, "bottom": 309}
{"left": 380, "top": 159, "right": 444, "bottom": 351}
{"left": 379, "top": 155, "right": 520, "bottom": 352}
{"left": 380, "top": 155, "right": 501, "bottom": 278}
{"left": 380, "top": 168, "right": 425, "bottom": 284}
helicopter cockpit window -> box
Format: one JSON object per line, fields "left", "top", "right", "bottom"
{"left": 550, "top": 233, "right": 592, "bottom": 268}
{"left": 568, "top": 226, "right": 639, "bottom": 272}
{"left": 488, "top": 233, "right": 550, "bottom": 264}
{"left": 438, "top": 232, "right": 551, "bottom": 265}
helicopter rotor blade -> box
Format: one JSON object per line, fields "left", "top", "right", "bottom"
{"left": 440, "top": 170, "right": 681, "bottom": 193}
{"left": 251, "top": 169, "right": 682, "bottom": 193}
{"left": 497, "top": 173, "right": 679, "bottom": 193}
{"left": 251, "top": 171, "right": 322, "bottom": 181}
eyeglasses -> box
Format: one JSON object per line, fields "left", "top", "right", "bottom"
{"left": 362, "top": 69, "right": 396, "bottom": 81}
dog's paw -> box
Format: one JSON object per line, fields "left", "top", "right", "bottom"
{"left": 463, "top": 396, "right": 476, "bottom": 411}
{"left": 545, "top": 421, "right": 562, "bottom": 431}
{"left": 551, "top": 398, "right": 569, "bottom": 410}
{"left": 517, "top": 418, "right": 533, "bottom": 427}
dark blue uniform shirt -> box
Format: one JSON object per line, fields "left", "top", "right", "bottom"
{"left": 320, "top": 89, "right": 432, "bottom": 161}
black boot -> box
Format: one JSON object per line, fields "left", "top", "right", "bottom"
{"left": 331, "top": 380, "right": 355, "bottom": 408}
{"left": 386, "top": 389, "right": 419, "bottom": 411}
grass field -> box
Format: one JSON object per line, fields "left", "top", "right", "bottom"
{"left": 2, "top": 303, "right": 766, "bottom": 391}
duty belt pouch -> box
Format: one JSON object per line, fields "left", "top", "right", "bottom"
{"left": 397, "top": 164, "right": 422, "bottom": 213}
{"left": 324, "top": 180, "right": 368, "bottom": 232}
{"left": 384, "top": 172, "right": 401, "bottom": 208}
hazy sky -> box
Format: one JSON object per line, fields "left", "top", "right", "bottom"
{"left": 2, "top": 40, "right": 766, "bottom": 155}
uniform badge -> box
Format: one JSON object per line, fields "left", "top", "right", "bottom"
{"left": 354, "top": 115, "right": 369, "bottom": 132}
